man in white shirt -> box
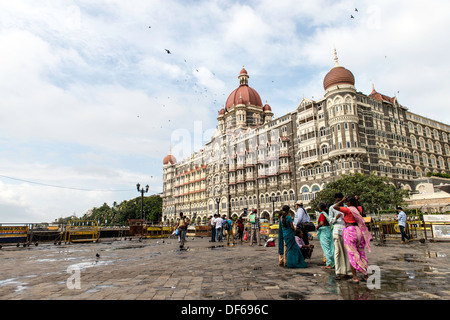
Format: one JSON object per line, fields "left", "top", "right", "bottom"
{"left": 294, "top": 201, "right": 310, "bottom": 245}
{"left": 215, "top": 214, "right": 223, "bottom": 242}
{"left": 210, "top": 214, "right": 217, "bottom": 242}
{"left": 396, "top": 206, "right": 410, "bottom": 243}
{"left": 328, "top": 193, "right": 352, "bottom": 280}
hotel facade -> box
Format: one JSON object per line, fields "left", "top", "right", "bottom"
{"left": 161, "top": 52, "right": 450, "bottom": 223}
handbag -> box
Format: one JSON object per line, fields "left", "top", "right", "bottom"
{"left": 299, "top": 222, "right": 316, "bottom": 232}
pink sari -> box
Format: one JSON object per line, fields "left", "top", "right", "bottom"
{"left": 343, "top": 206, "right": 371, "bottom": 275}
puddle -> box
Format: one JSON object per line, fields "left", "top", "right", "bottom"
{"left": 67, "top": 260, "right": 114, "bottom": 271}
{"left": 86, "top": 284, "right": 119, "bottom": 293}
{"left": 426, "top": 251, "right": 447, "bottom": 258}
{"left": 171, "top": 245, "right": 227, "bottom": 253}
{"left": 280, "top": 292, "right": 305, "bottom": 300}
{"left": 0, "top": 277, "right": 29, "bottom": 292}
{"left": 389, "top": 254, "right": 424, "bottom": 263}
{"left": 112, "top": 245, "right": 146, "bottom": 250}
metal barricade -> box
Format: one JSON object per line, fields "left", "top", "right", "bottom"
{"left": 64, "top": 220, "right": 99, "bottom": 243}
{"left": 371, "top": 216, "right": 423, "bottom": 242}
{"left": 0, "top": 225, "right": 29, "bottom": 247}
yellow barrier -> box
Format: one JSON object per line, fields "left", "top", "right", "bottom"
{"left": 146, "top": 225, "right": 174, "bottom": 238}
{"left": 64, "top": 220, "right": 99, "bottom": 243}
{"left": 269, "top": 223, "right": 279, "bottom": 238}
{"left": 371, "top": 218, "right": 424, "bottom": 242}
{"left": 0, "top": 226, "right": 28, "bottom": 245}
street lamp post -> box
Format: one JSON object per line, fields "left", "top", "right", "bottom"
{"left": 271, "top": 195, "right": 276, "bottom": 224}
{"left": 136, "top": 183, "right": 149, "bottom": 220}
{"left": 215, "top": 188, "right": 222, "bottom": 218}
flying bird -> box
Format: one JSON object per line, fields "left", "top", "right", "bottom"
{"left": 165, "top": 49, "right": 171, "bottom": 54}
{"left": 96, "top": 253, "right": 100, "bottom": 258}
{"left": 355, "top": 8, "right": 358, "bottom": 12}
{"left": 351, "top": 15, "right": 354, "bottom": 19}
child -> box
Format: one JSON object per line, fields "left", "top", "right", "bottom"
{"left": 243, "top": 227, "right": 249, "bottom": 242}
{"left": 295, "top": 229, "right": 314, "bottom": 259}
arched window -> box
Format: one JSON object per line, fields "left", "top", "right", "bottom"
{"left": 301, "top": 186, "right": 311, "bottom": 201}
{"left": 422, "top": 154, "right": 428, "bottom": 166}
{"left": 438, "top": 157, "right": 445, "bottom": 169}
{"left": 312, "top": 185, "right": 320, "bottom": 199}
{"left": 289, "top": 190, "right": 295, "bottom": 201}
{"left": 410, "top": 135, "right": 416, "bottom": 148}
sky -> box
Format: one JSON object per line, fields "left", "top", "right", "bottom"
{"left": 0, "top": 0, "right": 449, "bottom": 223}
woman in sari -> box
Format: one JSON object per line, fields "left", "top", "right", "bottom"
{"left": 317, "top": 203, "right": 335, "bottom": 269}
{"left": 333, "top": 196, "right": 371, "bottom": 283}
{"left": 278, "top": 205, "right": 307, "bottom": 268}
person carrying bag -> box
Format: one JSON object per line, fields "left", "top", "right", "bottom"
{"left": 294, "top": 201, "right": 314, "bottom": 245}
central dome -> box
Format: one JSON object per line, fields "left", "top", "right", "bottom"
{"left": 225, "top": 67, "right": 263, "bottom": 111}
{"left": 323, "top": 66, "right": 355, "bottom": 90}
{"left": 323, "top": 49, "right": 355, "bottom": 90}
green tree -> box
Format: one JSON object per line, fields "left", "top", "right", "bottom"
{"left": 77, "top": 195, "right": 162, "bottom": 225}
{"left": 309, "top": 173, "right": 409, "bottom": 215}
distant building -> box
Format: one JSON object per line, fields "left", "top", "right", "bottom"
{"left": 162, "top": 50, "right": 450, "bottom": 223}
{"left": 405, "top": 177, "right": 450, "bottom": 213}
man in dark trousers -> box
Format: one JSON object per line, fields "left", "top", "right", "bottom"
{"left": 176, "top": 212, "right": 188, "bottom": 249}
{"left": 294, "top": 201, "right": 311, "bottom": 245}
{"left": 210, "top": 214, "right": 216, "bottom": 242}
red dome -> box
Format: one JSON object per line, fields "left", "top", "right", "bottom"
{"left": 163, "top": 154, "right": 176, "bottom": 165}
{"left": 225, "top": 86, "right": 263, "bottom": 110}
{"left": 218, "top": 108, "right": 225, "bottom": 115}
{"left": 323, "top": 66, "right": 355, "bottom": 90}
{"left": 263, "top": 102, "right": 272, "bottom": 112}
{"left": 225, "top": 68, "right": 263, "bottom": 111}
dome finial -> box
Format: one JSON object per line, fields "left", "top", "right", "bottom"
{"left": 333, "top": 48, "right": 339, "bottom": 67}
{"left": 239, "top": 66, "right": 249, "bottom": 85}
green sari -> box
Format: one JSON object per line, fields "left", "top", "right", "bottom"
{"left": 317, "top": 211, "right": 335, "bottom": 267}
{"left": 278, "top": 215, "right": 307, "bottom": 268}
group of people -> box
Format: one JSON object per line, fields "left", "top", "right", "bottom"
{"left": 176, "top": 194, "right": 410, "bottom": 283}
{"left": 174, "top": 208, "right": 267, "bottom": 249}
{"left": 210, "top": 209, "right": 263, "bottom": 246}
{"left": 210, "top": 213, "right": 236, "bottom": 244}
{"left": 278, "top": 194, "right": 372, "bottom": 284}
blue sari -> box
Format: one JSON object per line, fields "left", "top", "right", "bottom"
{"left": 278, "top": 215, "right": 307, "bottom": 268}
{"left": 317, "top": 211, "right": 335, "bottom": 268}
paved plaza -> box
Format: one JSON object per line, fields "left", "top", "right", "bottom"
{"left": 0, "top": 235, "right": 449, "bottom": 301}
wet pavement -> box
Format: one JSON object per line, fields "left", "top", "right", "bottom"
{"left": 0, "top": 236, "right": 449, "bottom": 300}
